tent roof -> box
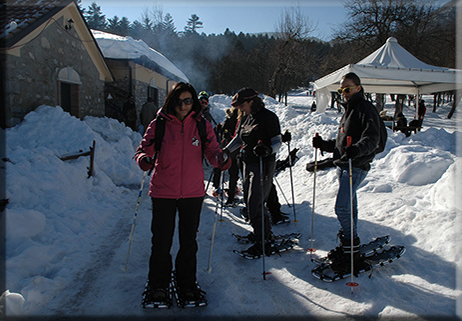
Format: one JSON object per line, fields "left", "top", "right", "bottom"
{"left": 314, "top": 37, "right": 461, "bottom": 103}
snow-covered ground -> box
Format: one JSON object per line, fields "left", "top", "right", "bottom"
{"left": 2, "top": 90, "right": 461, "bottom": 320}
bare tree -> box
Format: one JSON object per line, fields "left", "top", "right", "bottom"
{"left": 270, "top": 5, "right": 316, "bottom": 103}
{"left": 334, "top": 0, "right": 440, "bottom": 53}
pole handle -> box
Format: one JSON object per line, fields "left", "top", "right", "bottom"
{"left": 347, "top": 136, "right": 352, "bottom": 147}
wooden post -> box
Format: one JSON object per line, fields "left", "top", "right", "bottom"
{"left": 88, "top": 140, "right": 96, "bottom": 178}
{"left": 59, "top": 140, "right": 96, "bottom": 178}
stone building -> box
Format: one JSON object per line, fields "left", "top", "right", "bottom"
{"left": 1, "top": 0, "right": 189, "bottom": 130}
{"left": 92, "top": 30, "right": 189, "bottom": 130}
{"left": 1, "top": 0, "right": 113, "bottom": 127}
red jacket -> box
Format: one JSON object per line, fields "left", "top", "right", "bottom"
{"left": 135, "top": 111, "right": 223, "bottom": 199}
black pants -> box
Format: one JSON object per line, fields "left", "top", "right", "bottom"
{"left": 226, "top": 154, "right": 240, "bottom": 202}
{"left": 148, "top": 197, "right": 203, "bottom": 290}
{"left": 242, "top": 157, "right": 275, "bottom": 242}
{"left": 266, "top": 183, "right": 281, "bottom": 218}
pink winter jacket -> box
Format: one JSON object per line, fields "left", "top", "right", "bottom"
{"left": 135, "top": 111, "right": 223, "bottom": 199}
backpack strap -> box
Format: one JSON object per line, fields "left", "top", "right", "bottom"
{"left": 154, "top": 115, "right": 166, "bottom": 153}
{"left": 142, "top": 114, "right": 209, "bottom": 164}
{"left": 197, "top": 116, "right": 210, "bottom": 155}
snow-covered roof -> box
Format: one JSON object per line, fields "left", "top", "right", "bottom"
{"left": 1, "top": 0, "right": 74, "bottom": 46}
{"left": 91, "top": 30, "right": 189, "bottom": 83}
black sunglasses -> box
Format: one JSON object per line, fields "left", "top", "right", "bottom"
{"left": 178, "top": 98, "right": 194, "bottom": 106}
{"left": 337, "top": 86, "right": 358, "bottom": 95}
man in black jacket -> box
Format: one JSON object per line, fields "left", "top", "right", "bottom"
{"left": 312, "top": 73, "right": 381, "bottom": 274}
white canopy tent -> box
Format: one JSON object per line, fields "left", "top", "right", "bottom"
{"left": 313, "top": 37, "right": 462, "bottom": 112}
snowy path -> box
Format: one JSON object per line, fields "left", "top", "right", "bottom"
{"left": 5, "top": 91, "right": 461, "bottom": 319}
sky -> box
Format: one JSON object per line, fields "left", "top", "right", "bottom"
{"left": 79, "top": 0, "right": 348, "bottom": 41}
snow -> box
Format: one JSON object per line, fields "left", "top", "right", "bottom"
{"left": 91, "top": 30, "right": 189, "bottom": 83}
{"left": 3, "top": 91, "right": 462, "bottom": 319}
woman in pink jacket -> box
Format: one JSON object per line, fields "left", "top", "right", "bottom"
{"left": 135, "top": 82, "right": 230, "bottom": 308}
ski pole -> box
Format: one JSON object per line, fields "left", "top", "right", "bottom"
{"left": 205, "top": 170, "right": 214, "bottom": 194}
{"left": 287, "top": 138, "right": 297, "bottom": 222}
{"left": 206, "top": 170, "right": 222, "bottom": 273}
{"left": 307, "top": 133, "right": 319, "bottom": 255}
{"left": 218, "top": 169, "right": 225, "bottom": 222}
{"left": 346, "top": 136, "right": 359, "bottom": 292}
{"left": 258, "top": 141, "right": 270, "bottom": 280}
{"left": 273, "top": 176, "right": 291, "bottom": 208}
{"left": 122, "top": 170, "right": 147, "bottom": 272}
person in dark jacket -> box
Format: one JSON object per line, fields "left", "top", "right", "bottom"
{"left": 123, "top": 95, "right": 137, "bottom": 131}
{"left": 140, "top": 97, "right": 158, "bottom": 133}
{"left": 225, "top": 87, "right": 282, "bottom": 256}
{"left": 312, "top": 72, "right": 381, "bottom": 274}
{"left": 134, "top": 82, "right": 230, "bottom": 308}
{"left": 219, "top": 104, "right": 242, "bottom": 206}
{"left": 198, "top": 91, "right": 217, "bottom": 126}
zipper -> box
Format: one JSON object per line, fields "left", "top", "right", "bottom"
{"left": 180, "top": 122, "right": 184, "bottom": 198}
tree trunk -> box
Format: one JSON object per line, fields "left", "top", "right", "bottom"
{"left": 394, "top": 94, "right": 406, "bottom": 119}
{"left": 376, "top": 94, "right": 385, "bottom": 112}
{"left": 448, "top": 91, "right": 461, "bottom": 119}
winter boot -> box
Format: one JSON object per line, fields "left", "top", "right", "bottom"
{"left": 326, "top": 229, "right": 345, "bottom": 262}
{"left": 242, "top": 241, "right": 273, "bottom": 258}
{"left": 240, "top": 207, "right": 249, "bottom": 221}
{"left": 176, "top": 284, "right": 208, "bottom": 308}
{"left": 330, "top": 237, "right": 366, "bottom": 276}
{"left": 142, "top": 282, "right": 172, "bottom": 309}
{"left": 271, "top": 211, "right": 290, "bottom": 225}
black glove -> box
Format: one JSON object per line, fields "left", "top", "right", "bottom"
{"left": 344, "top": 145, "right": 359, "bottom": 159}
{"left": 312, "top": 135, "right": 328, "bottom": 151}
{"left": 281, "top": 130, "right": 292, "bottom": 143}
{"left": 253, "top": 143, "right": 272, "bottom": 157}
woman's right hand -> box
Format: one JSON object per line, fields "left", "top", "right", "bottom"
{"left": 139, "top": 156, "right": 154, "bottom": 171}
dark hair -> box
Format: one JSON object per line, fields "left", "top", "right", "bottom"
{"left": 342, "top": 72, "right": 364, "bottom": 95}
{"left": 249, "top": 95, "right": 265, "bottom": 114}
{"left": 162, "top": 82, "right": 202, "bottom": 117}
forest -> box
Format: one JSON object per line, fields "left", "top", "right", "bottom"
{"left": 78, "top": 0, "right": 456, "bottom": 101}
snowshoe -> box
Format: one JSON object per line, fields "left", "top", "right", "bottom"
{"left": 272, "top": 214, "right": 291, "bottom": 225}
{"left": 311, "top": 245, "right": 406, "bottom": 282}
{"left": 240, "top": 207, "right": 249, "bottom": 221}
{"left": 171, "top": 272, "right": 207, "bottom": 308}
{"left": 224, "top": 186, "right": 241, "bottom": 196}
{"left": 234, "top": 238, "right": 297, "bottom": 259}
{"left": 311, "top": 235, "right": 391, "bottom": 265}
{"left": 141, "top": 282, "right": 173, "bottom": 309}
{"left": 232, "top": 232, "right": 301, "bottom": 244}
{"left": 224, "top": 198, "right": 240, "bottom": 208}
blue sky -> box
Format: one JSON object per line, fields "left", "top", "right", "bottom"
{"left": 80, "top": 0, "right": 348, "bottom": 41}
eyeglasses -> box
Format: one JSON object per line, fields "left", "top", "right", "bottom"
{"left": 337, "top": 86, "right": 358, "bottom": 95}
{"left": 200, "top": 99, "right": 209, "bottom": 105}
{"left": 178, "top": 98, "right": 194, "bottom": 106}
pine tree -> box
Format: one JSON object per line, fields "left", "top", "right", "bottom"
{"left": 119, "top": 17, "right": 131, "bottom": 36}
{"left": 84, "top": 2, "right": 107, "bottom": 30}
{"left": 107, "top": 15, "right": 120, "bottom": 34}
{"left": 184, "top": 14, "right": 203, "bottom": 34}
{"left": 163, "top": 13, "right": 176, "bottom": 34}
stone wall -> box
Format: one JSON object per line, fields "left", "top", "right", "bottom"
{"left": 4, "top": 16, "right": 105, "bottom": 127}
